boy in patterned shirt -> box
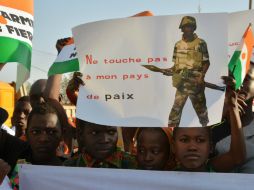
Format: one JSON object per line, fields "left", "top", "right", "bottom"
{"left": 64, "top": 119, "right": 136, "bottom": 169}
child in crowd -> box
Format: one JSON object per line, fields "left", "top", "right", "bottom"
{"left": 172, "top": 76, "right": 246, "bottom": 172}
{"left": 136, "top": 127, "right": 176, "bottom": 170}
{"left": 10, "top": 102, "right": 64, "bottom": 189}
{"left": 64, "top": 119, "right": 137, "bottom": 169}
{"left": 24, "top": 103, "right": 63, "bottom": 165}
{"left": 29, "top": 75, "right": 73, "bottom": 159}
{"left": 11, "top": 96, "right": 32, "bottom": 140}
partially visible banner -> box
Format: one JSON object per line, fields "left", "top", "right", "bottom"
{"left": 73, "top": 13, "right": 228, "bottom": 127}
{"left": 20, "top": 165, "right": 254, "bottom": 190}
{"left": 0, "top": 0, "right": 33, "bottom": 90}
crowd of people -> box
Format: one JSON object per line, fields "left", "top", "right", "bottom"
{"left": 0, "top": 35, "right": 254, "bottom": 189}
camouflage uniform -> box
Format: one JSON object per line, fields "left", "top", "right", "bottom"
{"left": 168, "top": 16, "right": 209, "bottom": 127}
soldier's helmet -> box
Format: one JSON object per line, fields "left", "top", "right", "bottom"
{"left": 179, "top": 16, "right": 197, "bottom": 30}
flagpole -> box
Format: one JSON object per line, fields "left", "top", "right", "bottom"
{"left": 250, "top": 0, "right": 252, "bottom": 10}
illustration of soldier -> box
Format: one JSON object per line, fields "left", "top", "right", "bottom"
{"left": 143, "top": 16, "right": 222, "bottom": 127}
{"left": 167, "top": 16, "right": 210, "bottom": 127}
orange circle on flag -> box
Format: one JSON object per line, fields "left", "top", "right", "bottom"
{"left": 242, "top": 52, "right": 246, "bottom": 60}
{"left": 0, "top": 16, "right": 7, "bottom": 25}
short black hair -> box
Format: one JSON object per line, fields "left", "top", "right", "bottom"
{"left": 137, "top": 127, "right": 168, "bottom": 141}
{"left": 76, "top": 118, "right": 95, "bottom": 133}
{"left": 75, "top": 118, "right": 118, "bottom": 153}
{"left": 16, "top": 96, "right": 30, "bottom": 103}
{"left": 27, "top": 102, "right": 62, "bottom": 131}
{"left": 76, "top": 118, "right": 89, "bottom": 128}
{"left": 137, "top": 127, "right": 171, "bottom": 152}
{"left": 76, "top": 118, "right": 114, "bottom": 132}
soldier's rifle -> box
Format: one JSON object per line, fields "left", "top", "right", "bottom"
{"left": 142, "top": 65, "right": 225, "bottom": 92}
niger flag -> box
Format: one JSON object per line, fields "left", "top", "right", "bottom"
{"left": 228, "top": 24, "right": 254, "bottom": 89}
{"left": 0, "top": 0, "right": 33, "bottom": 89}
{"left": 48, "top": 38, "right": 79, "bottom": 76}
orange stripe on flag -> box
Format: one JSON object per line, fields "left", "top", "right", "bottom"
{"left": 132, "top": 11, "right": 154, "bottom": 17}
{"left": 66, "top": 38, "right": 74, "bottom": 45}
{"left": 243, "top": 24, "right": 254, "bottom": 72}
{"left": 0, "top": 0, "right": 33, "bottom": 15}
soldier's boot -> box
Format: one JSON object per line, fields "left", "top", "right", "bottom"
{"left": 168, "top": 112, "right": 181, "bottom": 128}
{"left": 168, "top": 123, "right": 178, "bottom": 128}
{"left": 199, "top": 111, "right": 209, "bottom": 127}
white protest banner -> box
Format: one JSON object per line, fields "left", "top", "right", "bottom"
{"left": 73, "top": 13, "right": 227, "bottom": 127}
{"left": 19, "top": 165, "right": 254, "bottom": 190}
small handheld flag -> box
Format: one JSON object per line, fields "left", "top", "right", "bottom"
{"left": 48, "top": 38, "right": 79, "bottom": 76}
{"left": 228, "top": 24, "right": 254, "bottom": 89}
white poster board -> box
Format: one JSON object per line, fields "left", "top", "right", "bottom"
{"left": 73, "top": 13, "right": 228, "bottom": 127}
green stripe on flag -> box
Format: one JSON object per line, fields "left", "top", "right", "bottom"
{"left": 0, "top": 36, "right": 31, "bottom": 71}
{"left": 48, "top": 58, "right": 79, "bottom": 76}
{"left": 228, "top": 51, "right": 242, "bottom": 89}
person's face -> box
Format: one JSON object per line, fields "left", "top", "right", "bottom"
{"left": 174, "top": 127, "right": 210, "bottom": 172}
{"left": 137, "top": 129, "right": 170, "bottom": 170}
{"left": 27, "top": 113, "right": 61, "bottom": 161}
{"left": 182, "top": 25, "right": 195, "bottom": 37}
{"left": 11, "top": 101, "right": 32, "bottom": 130}
{"left": 80, "top": 123, "right": 118, "bottom": 160}
{"left": 239, "top": 64, "right": 254, "bottom": 100}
